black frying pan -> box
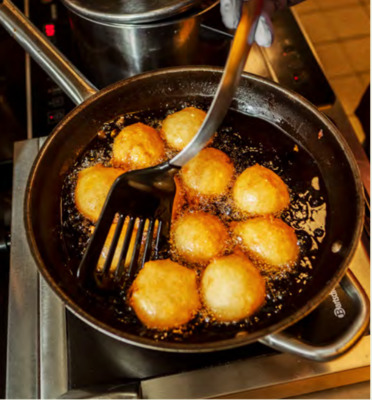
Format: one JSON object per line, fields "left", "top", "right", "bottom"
{"left": 0, "top": 0, "right": 368, "bottom": 361}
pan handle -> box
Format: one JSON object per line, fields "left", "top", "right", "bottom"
{"left": 0, "top": 0, "right": 98, "bottom": 105}
{"left": 259, "top": 269, "right": 370, "bottom": 362}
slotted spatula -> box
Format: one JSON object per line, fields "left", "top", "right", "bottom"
{"left": 77, "top": 0, "right": 263, "bottom": 290}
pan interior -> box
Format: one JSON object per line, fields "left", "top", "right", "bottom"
{"left": 26, "top": 69, "right": 362, "bottom": 349}
{"left": 60, "top": 103, "right": 329, "bottom": 343}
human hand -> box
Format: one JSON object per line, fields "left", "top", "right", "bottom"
{"left": 220, "top": 0, "right": 305, "bottom": 47}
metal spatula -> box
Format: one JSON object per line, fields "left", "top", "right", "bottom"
{"left": 77, "top": 0, "right": 263, "bottom": 290}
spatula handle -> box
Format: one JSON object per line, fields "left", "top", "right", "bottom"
{"left": 170, "top": 0, "right": 263, "bottom": 167}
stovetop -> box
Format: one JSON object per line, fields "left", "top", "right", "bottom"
{"left": 1, "top": 0, "right": 370, "bottom": 398}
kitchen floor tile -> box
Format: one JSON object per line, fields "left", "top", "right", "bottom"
{"left": 360, "top": 77, "right": 370, "bottom": 95}
{"left": 295, "top": 1, "right": 369, "bottom": 147}
{"left": 298, "top": 12, "right": 338, "bottom": 43}
{"left": 317, "top": 0, "right": 360, "bottom": 10}
{"left": 349, "top": 114, "right": 367, "bottom": 143}
{"left": 315, "top": 42, "right": 354, "bottom": 78}
{"left": 330, "top": 75, "right": 365, "bottom": 114}
{"left": 362, "top": 3, "right": 370, "bottom": 19}
{"left": 359, "top": 72, "right": 370, "bottom": 87}
{"left": 325, "top": 7, "right": 370, "bottom": 40}
{"left": 290, "top": 381, "right": 370, "bottom": 399}
{"left": 294, "top": 0, "right": 321, "bottom": 14}
{"left": 342, "top": 37, "right": 370, "bottom": 73}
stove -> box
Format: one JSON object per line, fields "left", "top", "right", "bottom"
{"left": 7, "top": 154, "right": 371, "bottom": 398}
{"left": 3, "top": 0, "right": 371, "bottom": 398}
{"left": 26, "top": 2, "right": 337, "bottom": 139}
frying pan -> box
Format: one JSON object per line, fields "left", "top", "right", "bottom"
{"left": 0, "top": 0, "right": 369, "bottom": 361}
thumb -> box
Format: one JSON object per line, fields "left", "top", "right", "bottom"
{"left": 254, "top": 11, "right": 274, "bottom": 47}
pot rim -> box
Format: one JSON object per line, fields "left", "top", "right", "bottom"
{"left": 61, "top": 0, "right": 219, "bottom": 28}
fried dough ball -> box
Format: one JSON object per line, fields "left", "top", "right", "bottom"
{"left": 181, "top": 148, "right": 234, "bottom": 198}
{"left": 97, "top": 221, "right": 137, "bottom": 274}
{"left": 112, "top": 122, "right": 165, "bottom": 169}
{"left": 129, "top": 259, "right": 201, "bottom": 329}
{"left": 233, "top": 217, "right": 299, "bottom": 267}
{"left": 75, "top": 164, "right": 125, "bottom": 222}
{"left": 233, "top": 164, "right": 290, "bottom": 216}
{"left": 201, "top": 254, "right": 266, "bottom": 322}
{"left": 161, "top": 106, "right": 207, "bottom": 150}
{"left": 172, "top": 212, "right": 229, "bottom": 264}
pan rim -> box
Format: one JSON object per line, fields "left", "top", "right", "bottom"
{"left": 24, "top": 66, "right": 365, "bottom": 352}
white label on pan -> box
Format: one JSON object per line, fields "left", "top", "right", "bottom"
{"left": 330, "top": 289, "right": 346, "bottom": 318}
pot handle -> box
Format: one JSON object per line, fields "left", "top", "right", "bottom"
{"left": 259, "top": 269, "right": 370, "bottom": 362}
{"left": 0, "top": 0, "right": 98, "bottom": 105}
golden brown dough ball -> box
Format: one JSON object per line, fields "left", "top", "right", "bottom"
{"left": 201, "top": 253, "right": 266, "bottom": 322}
{"left": 161, "top": 106, "right": 207, "bottom": 150}
{"left": 233, "top": 164, "right": 290, "bottom": 216}
{"left": 233, "top": 217, "right": 299, "bottom": 267}
{"left": 181, "top": 148, "right": 234, "bottom": 198}
{"left": 172, "top": 212, "right": 229, "bottom": 264}
{"left": 97, "top": 220, "right": 137, "bottom": 274}
{"left": 129, "top": 259, "right": 201, "bottom": 329}
{"left": 75, "top": 164, "right": 125, "bottom": 222}
{"left": 112, "top": 122, "right": 165, "bottom": 169}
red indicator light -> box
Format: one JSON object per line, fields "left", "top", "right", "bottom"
{"left": 294, "top": 75, "right": 299, "bottom": 81}
{"left": 49, "top": 115, "right": 54, "bottom": 120}
{"left": 44, "top": 24, "right": 55, "bottom": 37}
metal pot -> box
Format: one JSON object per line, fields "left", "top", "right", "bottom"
{"left": 0, "top": 0, "right": 369, "bottom": 361}
{"left": 62, "top": 0, "right": 218, "bottom": 87}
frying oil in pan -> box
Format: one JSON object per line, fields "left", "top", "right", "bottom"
{"left": 61, "top": 105, "right": 328, "bottom": 343}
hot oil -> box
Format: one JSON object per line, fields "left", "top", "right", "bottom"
{"left": 61, "top": 105, "right": 329, "bottom": 343}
